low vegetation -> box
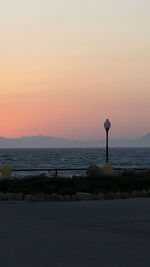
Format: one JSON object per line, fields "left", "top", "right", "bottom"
{"left": 0, "top": 173, "right": 150, "bottom": 195}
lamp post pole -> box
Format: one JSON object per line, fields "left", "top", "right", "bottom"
{"left": 106, "top": 129, "right": 109, "bottom": 163}
{"left": 104, "top": 119, "right": 111, "bottom": 163}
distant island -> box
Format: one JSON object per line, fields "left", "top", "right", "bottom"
{"left": 0, "top": 133, "right": 149, "bottom": 148}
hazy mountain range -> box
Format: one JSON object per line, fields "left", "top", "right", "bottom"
{"left": 0, "top": 133, "right": 150, "bottom": 148}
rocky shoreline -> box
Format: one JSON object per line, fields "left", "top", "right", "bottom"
{"left": 1, "top": 191, "right": 150, "bottom": 202}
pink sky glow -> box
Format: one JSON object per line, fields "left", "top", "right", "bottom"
{"left": 0, "top": 0, "right": 150, "bottom": 140}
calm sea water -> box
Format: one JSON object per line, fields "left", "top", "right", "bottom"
{"left": 0, "top": 148, "right": 150, "bottom": 177}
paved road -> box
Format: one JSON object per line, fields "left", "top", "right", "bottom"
{"left": 0, "top": 199, "right": 150, "bottom": 267}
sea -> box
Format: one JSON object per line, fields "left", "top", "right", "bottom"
{"left": 0, "top": 147, "right": 150, "bottom": 178}
{"left": 0, "top": 148, "right": 150, "bottom": 178}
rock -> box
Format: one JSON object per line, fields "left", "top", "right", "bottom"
{"left": 136, "top": 191, "right": 148, "bottom": 198}
{"left": 16, "top": 192, "right": 24, "bottom": 200}
{"left": 0, "top": 193, "right": 4, "bottom": 200}
{"left": 116, "top": 192, "right": 130, "bottom": 199}
{"left": 57, "top": 195, "right": 65, "bottom": 201}
{"left": 9, "top": 193, "right": 16, "bottom": 200}
{"left": 30, "top": 195, "right": 38, "bottom": 202}
{"left": 0, "top": 192, "right": 16, "bottom": 200}
{"left": 64, "top": 195, "right": 72, "bottom": 201}
{"left": 75, "top": 192, "right": 91, "bottom": 201}
{"left": 91, "top": 194, "right": 98, "bottom": 200}
{"left": 38, "top": 193, "right": 47, "bottom": 201}
{"left": 71, "top": 195, "right": 78, "bottom": 201}
{"left": 1, "top": 193, "right": 10, "bottom": 200}
{"left": 121, "top": 193, "right": 130, "bottom": 199}
{"left": 97, "top": 193, "right": 105, "bottom": 200}
{"left": 31, "top": 194, "right": 41, "bottom": 201}
{"left": 24, "top": 195, "right": 33, "bottom": 202}
{"left": 51, "top": 194, "right": 58, "bottom": 201}
{"left": 7, "top": 193, "right": 15, "bottom": 200}
{"left": 131, "top": 191, "right": 138, "bottom": 198}
{"left": 31, "top": 194, "right": 48, "bottom": 202}
{"left": 116, "top": 192, "right": 121, "bottom": 199}
{"left": 135, "top": 191, "right": 142, "bottom": 198}
{"left": 86, "top": 165, "right": 102, "bottom": 177}
{"left": 147, "top": 190, "right": 150, "bottom": 197}
{"left": 104, "top": 193, "right": 116, "bottom": 200}
{"left": 141, "top": 191, "right": 149, "bottom": 197}
{"left": 45, "top": 195, "right": 52, "bottom": 201}
{"left": 131, "top": 191, "right": 150, "bottom": 198}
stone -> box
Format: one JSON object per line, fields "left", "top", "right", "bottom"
{"left": 64, "top": 195, "right": 72, "bottom": 201}
{"left": 1, "top": 193, "right": 10, "bottom": 200}
{"left": 31, "top": 194, "right": 41, "bottom": 201}
{"left": 71, "top": 194, "right": 78, "bottom": 201}
{"left": 51, "top": 194, "right": 59, "bottom": 201}
{"left": 10, "top": 193, "right": 17, "bottom": 200}
{"left": 0, "top": 193, "right": 4, "bottom": 200}
{"left": 86, "top": 165, "right": 102, "bottom": 177}
{"left": 57, "top": 195, "right": 65, "bottom": 201}
{"left": 0, "top": 192, "right": 16, "bottom": 200}
{"left": 16, "top": 192, "right": 24, "bottom": 200}
{"left": 121, "top": 193, "right": 130, "bottom": 199}
{"left": 6, "top": 193, "right": 15, "bottom": 200}
{"left": 44, "top": 195, "right": 52, "bottom": 201}
{"left": 30, "top": 195, "right": 38, "bottom": 202}
{"left": 91, "top": 194, "right": 98, "bottom": 200}
{"left": 24, "top": 195, "right": 33, "bottom": 202}
{"left": 104, "top": 192, "right": 116, "bottom": 200}
{"left": 131, "top": 191, "right": 138, "bottom": 198}
{"left": 116, "top": 191, "right": 122, "bottom": 199}
{"left": 141, "top": 191, "right": 149, "bottom": 197}
{"left": 45, "top": 195, "right": 53, "bottom": 201}
{"left": 38, "top": 193, "right": 47, "bottom": 201}
{"left": 97, "top": 193, "right": 105, "bottom": 200}
{"left": 136, "top": 191, "right": 142, "bottom": 197}
{"left": 31, "top": 194, "right": 47, "bottom": 202}
{"left": 75, "top": 192, "right": 91, "bottom": 201}
{"left": 0, "top": 192, "right": 15, "bottom": 200}
{"left": 116, "top": 192, "right": 130, "bottom": 199}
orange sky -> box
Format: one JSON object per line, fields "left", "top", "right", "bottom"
{"left": 0, "top": 0, "right": 150, "bottom": 139}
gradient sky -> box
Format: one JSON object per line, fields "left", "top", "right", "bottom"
{"left": 0, "top": 0, "right": 150, "bottom": 140}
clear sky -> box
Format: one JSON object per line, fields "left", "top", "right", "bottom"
{"left": 0, "top": 0, "right": 150, "bottom": 140}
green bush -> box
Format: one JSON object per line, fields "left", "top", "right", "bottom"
{"left": 0, "top": 173, "right": 150, "bottom": 195}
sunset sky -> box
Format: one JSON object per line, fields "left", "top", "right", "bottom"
{"left": 0, "top": 0, "right": 150, "bottom": 140}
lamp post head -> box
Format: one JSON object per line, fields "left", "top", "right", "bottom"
{"left": 104, "top": 119, "right": 111, "bottom": 131}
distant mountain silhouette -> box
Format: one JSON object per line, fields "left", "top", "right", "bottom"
{"left": 138, "top": 133, "right": 150, "bottom": 146}
{"left": 0, "top": 135, "right": 71, "bottom": 148}
{"left": 0, "top": 134, "right": 149, "bottom": 148}
{"left": 140, "top": 133, "right": 150, "bottom": 141}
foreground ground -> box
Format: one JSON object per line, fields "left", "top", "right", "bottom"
{"left": 1, "top": 199, "right": 150, "bottom": 267}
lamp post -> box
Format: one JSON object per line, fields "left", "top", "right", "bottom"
{"left": 104, "top": 119, "right": 111, "bottom": 163}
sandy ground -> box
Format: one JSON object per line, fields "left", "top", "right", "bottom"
{"left": 0, "top": 199, "right": 150, "bottom": 267}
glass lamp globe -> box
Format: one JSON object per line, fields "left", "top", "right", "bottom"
{"left": 104, "top": 119, "right": 111, "bottom": 131}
